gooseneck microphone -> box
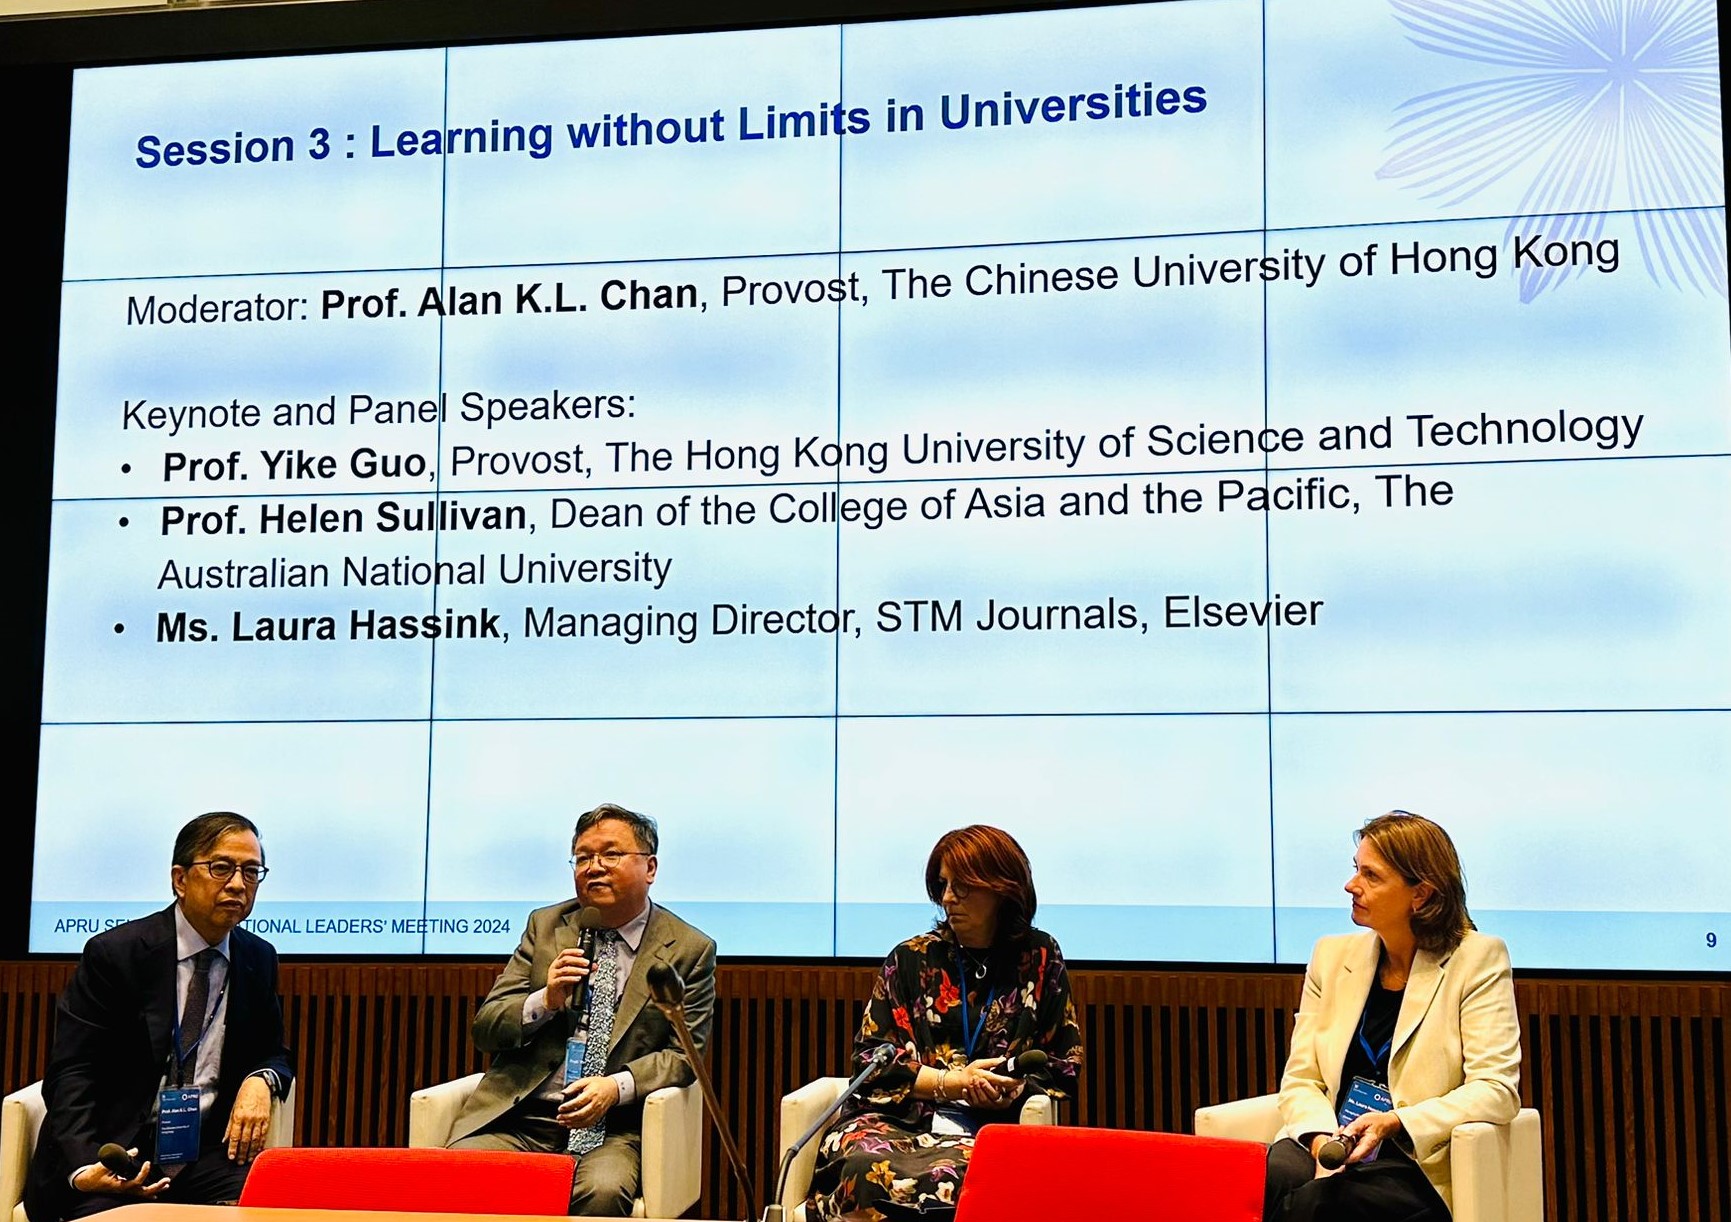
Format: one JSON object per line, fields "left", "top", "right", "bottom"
{"left": 764, "top": 1043, "right": 897, "bottom": 1222}
{"left": 646, "top": 960, "right": 685, "bottom": 1007}
{"left": 96, "top": 1144, "right": 141, "bottom": 1181}
{"left": 566, "top": 905, "right": 604, "bottom": 1013}
{"left": 1316, "top": 1132, "right": 1356, "bottom": 1170}
{"left": 646, "top": 963, "right": 758, "bottom": 1221}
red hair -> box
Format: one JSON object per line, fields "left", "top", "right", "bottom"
{"left": 925, "top": 824, "right": 1037, "bottom": 939}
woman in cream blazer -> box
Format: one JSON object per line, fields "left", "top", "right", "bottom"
{"left": 1266, "top": 812, "right": 1521, "bottom": 1221}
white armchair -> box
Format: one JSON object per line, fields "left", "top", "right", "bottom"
{"left": 407, "top": 1073, "right": 700, "bottom": 1220}
{"left": 773, "top": 1076, "right": 1055, "bottom": 1221}
{"left": 0, "top": 1082, "right": 45, "bottom": 1222}
{"left": 1194, "top": 1093, "right": 1542, "bottom": 1222}
{"left": 0, "top": 1078, "right": 296, "bottom": 1222}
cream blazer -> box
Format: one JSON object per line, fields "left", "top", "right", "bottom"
{"left": 1277, "top": 930, "right": 1522, "bottom": 1211}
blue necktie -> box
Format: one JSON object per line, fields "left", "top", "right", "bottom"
{"left": 567, "top": 929, "right": 620, "bottom": 1155}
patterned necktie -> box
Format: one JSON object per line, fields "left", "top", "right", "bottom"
{"left": 567, "top": 928, "right": 620, "bottom": 1155}
{"left": 177, "top": 948, "right": 218, "bottom": 1075}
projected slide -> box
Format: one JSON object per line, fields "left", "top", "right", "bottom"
{"left": 33, "top": 0, "right": 1730, "bottom": 968}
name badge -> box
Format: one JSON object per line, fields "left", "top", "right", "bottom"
{"left": 564, "top": 1036, "right": 587, "bottom": 1085}
{"left": 1335, "top": 1075, "right": 1394, "bottom": 1164}
{"left": 930, "top": 1105, "right": 990, "bottom": 1137}
{"left": 156, "top": 1087, "right": 201, "bottom": 1166}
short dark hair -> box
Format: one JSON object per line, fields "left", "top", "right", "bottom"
{"left": 925, "top": 824, "right": 1037, "bottom": 941}
{"left": 172, "top": 811, "right": 262, "bottom": 869}
{"left": 572, "top": 802, "right": 658, "bottom": 855}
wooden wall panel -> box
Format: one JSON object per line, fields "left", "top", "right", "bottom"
{"left": 1513, "top": 980, "right": 1728, "bottom": 1222}
{"left": 0, "top": 961, "right": 1724, "bottom": 1222}
{"left": 0, "top": 961, "right": 71, "bottom": 1098}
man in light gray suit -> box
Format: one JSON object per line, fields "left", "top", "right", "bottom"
{"left": 448, "top": 803, "right": 717, "bottom": 1216}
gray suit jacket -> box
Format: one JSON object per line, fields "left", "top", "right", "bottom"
{"left": 450, "top": 900, "right": 717, "bottom": 1142}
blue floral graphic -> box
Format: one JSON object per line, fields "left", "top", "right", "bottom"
{"left": 1377, "top": 0, "right": 1724, "bottom": 300}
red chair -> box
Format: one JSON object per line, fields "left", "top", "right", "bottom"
{"left": 953, "top": 1125, "right": 1265, "bottom": 1222}
{"left": 237, "top": 1146, "right": 575, "bottom": 1215}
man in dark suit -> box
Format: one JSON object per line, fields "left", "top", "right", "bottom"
{"left": 448, "top": 803, "right": 717, "bottom": 1216}
{"left": 26, "top": 812, "right": 294, "bottom": 1222}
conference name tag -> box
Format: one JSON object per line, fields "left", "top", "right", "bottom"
{"left": 155, "top": 1087, "right": 201, "bottom": 1166}
{"left": 564, "top": 1036, "right": 587, "bottom": 1084}
{"left": 1335, "top": 1076, "right": 1393, "bottom": 1164}
{"left": 930, "top": 1105, "right": 990, "bottom": 1137}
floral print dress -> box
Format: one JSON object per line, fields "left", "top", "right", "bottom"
{"left": 807, "top": 925, "right": 1083, "bottom": 1220}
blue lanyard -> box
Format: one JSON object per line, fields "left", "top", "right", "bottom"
{"left": 954, "top": 950, "right": 996, "bottom": 1060}
{"left": 1355, "top": 999, "right": 1393, "bottom": 1074}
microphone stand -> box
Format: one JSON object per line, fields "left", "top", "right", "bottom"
{"left": 647, "top": 966, "right": 758, "bottom": 1221}
{"left": 761, "top": 1045, "right": 895, "bottom": 1222}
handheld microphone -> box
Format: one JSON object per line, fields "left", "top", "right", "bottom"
{"left": 1317, "top": 1132, "right": 1355, "bottom": 1170}
{"left": 97, "top": 1144, "right": 141, "bottom": 1181}
{"left": 567, "top": 906, "right": 604, "bottom": 1012}
{"left": 1001, "top": 1048, "right": 1048, "bottom": 1078}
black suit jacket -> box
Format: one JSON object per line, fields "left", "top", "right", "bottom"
{"left": 25, "top": 905, "right": 293, "bottom": 1222}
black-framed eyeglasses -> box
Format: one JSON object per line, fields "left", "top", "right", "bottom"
{"left": 570, "top": 851, "right": 651, "bottom": 871}
{"left": 191, "top": 859, "right": 269, "bottom": 884}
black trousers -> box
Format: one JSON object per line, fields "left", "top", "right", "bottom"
{"left": 1264, "top": 1138, "right": 1450, "bottom": 1222}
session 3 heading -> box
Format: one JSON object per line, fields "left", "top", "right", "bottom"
{"left": 132, "top": 82, "right": 1209, "bottom": 169}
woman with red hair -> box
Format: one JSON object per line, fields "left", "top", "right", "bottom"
{"left": 808, "top": 825, "right": 1083, "bottom": 1220}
